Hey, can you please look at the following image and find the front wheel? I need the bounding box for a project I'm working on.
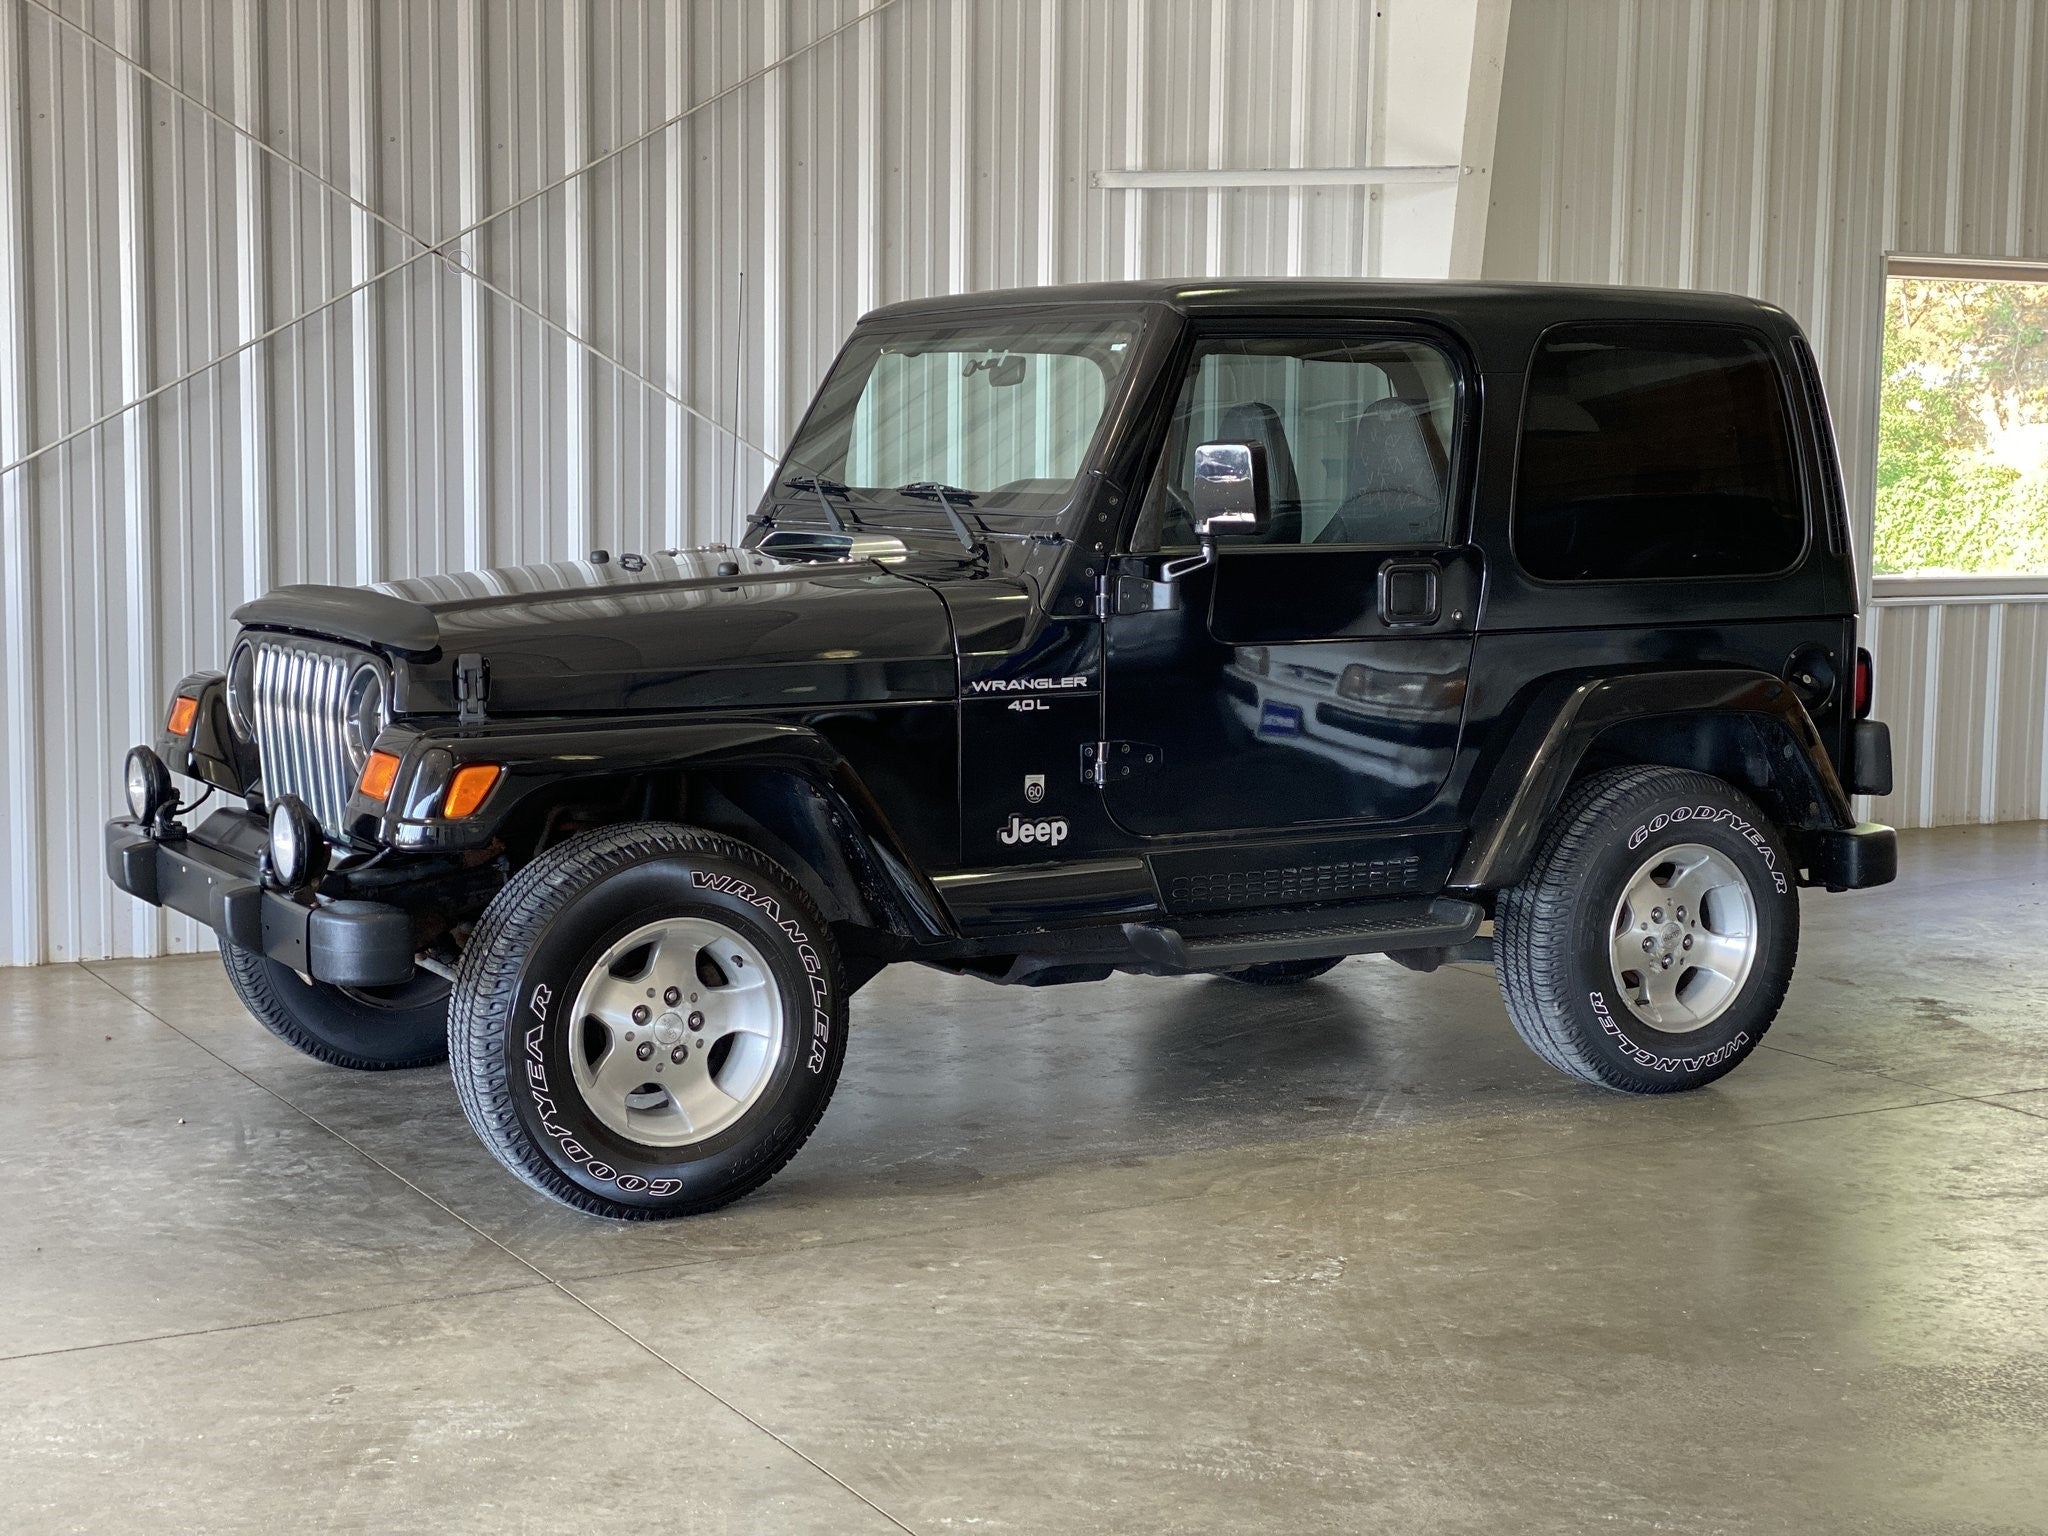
[220,939,449,1070]
[449,823,847,1220]
[1495,766,1799,1093]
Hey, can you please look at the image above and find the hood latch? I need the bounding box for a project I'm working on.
[456,652,490,725]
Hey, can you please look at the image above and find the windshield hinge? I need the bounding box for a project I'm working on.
[1081,740,1163,786]
[456,652,490,725]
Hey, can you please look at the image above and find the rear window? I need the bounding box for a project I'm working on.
[1513,323,1806,581]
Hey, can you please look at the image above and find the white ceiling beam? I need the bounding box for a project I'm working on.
[1092,165,1464,190]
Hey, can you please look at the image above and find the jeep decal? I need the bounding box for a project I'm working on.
[998,813,1069,847]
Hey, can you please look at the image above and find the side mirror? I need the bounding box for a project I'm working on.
[1190,440,1271,538]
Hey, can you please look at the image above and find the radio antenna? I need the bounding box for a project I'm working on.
[728,267,747,538]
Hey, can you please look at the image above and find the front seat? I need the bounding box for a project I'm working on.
[1316,398,1447,545]
[1215,401,1303,544]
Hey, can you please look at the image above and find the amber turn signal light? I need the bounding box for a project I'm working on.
[358,749,402,804]
[165,696,199,736]
[442,763,502,819]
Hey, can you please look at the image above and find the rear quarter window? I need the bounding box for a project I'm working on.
[1513,323,1806,582]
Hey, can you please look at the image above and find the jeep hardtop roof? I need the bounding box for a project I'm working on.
[862,280,1801,372]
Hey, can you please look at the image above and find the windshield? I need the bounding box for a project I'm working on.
[770,311,1143,523]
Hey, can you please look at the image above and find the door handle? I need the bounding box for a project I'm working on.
[1377,560,1442,627]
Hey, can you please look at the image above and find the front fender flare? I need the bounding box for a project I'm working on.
[352,715,950,939]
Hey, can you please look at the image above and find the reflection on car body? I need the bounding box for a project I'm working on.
[1222,639,1469,791]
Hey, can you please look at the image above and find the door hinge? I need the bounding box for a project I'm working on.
[1097,565,1180,617]
[1081,740,1164,785]
[456,652,490,725]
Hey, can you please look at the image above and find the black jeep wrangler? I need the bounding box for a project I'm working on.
[108,280,1897,1219]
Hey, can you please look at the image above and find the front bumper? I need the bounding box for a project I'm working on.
[105,811,416,987]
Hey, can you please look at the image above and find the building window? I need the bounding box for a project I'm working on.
[1513,323,1804,582]
[1876,264,2048,581]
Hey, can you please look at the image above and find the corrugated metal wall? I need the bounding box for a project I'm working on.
[1485,0,2048,831]
[0,0,1487,966]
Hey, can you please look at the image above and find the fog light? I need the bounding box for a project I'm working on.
[266,794,328,893]
[124,746,173,824]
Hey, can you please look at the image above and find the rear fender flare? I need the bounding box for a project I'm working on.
[1453,668,1852,891]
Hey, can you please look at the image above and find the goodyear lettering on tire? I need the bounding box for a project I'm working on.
[1629,803,1789,894]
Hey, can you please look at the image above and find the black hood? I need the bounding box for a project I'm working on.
[235,546,961,716]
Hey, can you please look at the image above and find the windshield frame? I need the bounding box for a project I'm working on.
[757,303,1161,541]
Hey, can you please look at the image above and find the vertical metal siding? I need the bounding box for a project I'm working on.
[0,0,1489,966]
[1486,0,2048,832]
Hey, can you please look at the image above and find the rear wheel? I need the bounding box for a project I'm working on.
[1495,766,1798,1093]
[220,940,449,1070]
[448,823,847,1220]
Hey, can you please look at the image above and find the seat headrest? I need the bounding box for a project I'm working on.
[1348,397,1445,505]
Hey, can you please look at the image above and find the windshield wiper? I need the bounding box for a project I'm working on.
[783,475,858,532]
[896,481,982,554]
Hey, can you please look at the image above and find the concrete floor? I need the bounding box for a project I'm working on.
[2,824,2045,1534]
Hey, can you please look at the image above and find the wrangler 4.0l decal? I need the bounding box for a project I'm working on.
[967,675,1091,695]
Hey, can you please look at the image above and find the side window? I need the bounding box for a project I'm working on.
[1133,336,1458,550]
[1514,324,1806,581]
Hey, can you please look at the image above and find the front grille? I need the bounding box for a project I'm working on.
[250,638,375,839]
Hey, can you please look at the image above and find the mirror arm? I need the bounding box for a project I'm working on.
[1159,529,1219,584]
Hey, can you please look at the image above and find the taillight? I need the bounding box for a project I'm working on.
[1853,647,1874,719]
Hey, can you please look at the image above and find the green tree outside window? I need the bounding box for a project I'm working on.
[1874,275,2048,578]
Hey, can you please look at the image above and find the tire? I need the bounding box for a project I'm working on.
[1212,956,1346,987]
[1495,765,1799,1094]
[219,939,450,1070]
[448,823,847,1220]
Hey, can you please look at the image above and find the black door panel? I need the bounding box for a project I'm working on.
[1203,545,1480,644]
[1100,548,1477,839]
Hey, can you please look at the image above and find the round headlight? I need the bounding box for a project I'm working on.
[342,664,387,772]
[266,794,328,892]
[125,746,173,823]
[225,640,258,739]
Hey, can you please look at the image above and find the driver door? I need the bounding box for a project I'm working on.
[1098,329,1478,845]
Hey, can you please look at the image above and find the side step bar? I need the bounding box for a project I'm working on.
[1121,896,1483,973]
